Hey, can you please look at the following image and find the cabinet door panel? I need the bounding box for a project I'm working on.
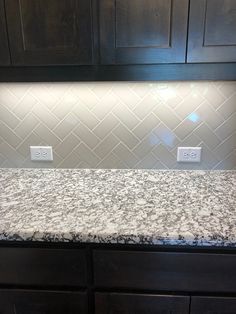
[0,290,87,314]
[96,293,190,314]
[5,0,93,65]
[0,0,10,65]
[188,0,236,62]
[191,296,236,314]
[99,0,189,64]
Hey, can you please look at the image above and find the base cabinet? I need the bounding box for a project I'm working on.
[95,293,190,314]
[191,296,236,314]
[1,246,236,314]
[0,290,87,314]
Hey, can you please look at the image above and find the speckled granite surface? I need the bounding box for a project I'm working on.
[0,169,235,246]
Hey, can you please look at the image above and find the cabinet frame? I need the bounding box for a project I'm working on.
[0,0,10,65]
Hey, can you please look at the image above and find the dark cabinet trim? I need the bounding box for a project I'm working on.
[0,63,236,82]
[0,0,10,65]
[95,293,190,314]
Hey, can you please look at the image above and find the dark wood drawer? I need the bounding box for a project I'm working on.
[0,289,88,314]
[191,296,236,314]
[95,293,190,314]
[0,248,87,287]
[93,250,236,292]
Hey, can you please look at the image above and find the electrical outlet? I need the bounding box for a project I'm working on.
[177,147,202,163]
[30,146,53,161]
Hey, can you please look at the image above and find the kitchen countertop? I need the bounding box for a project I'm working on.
[0,168,235,247]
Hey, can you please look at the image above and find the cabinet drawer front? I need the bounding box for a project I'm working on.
[0,290,87,314]
[94,250,236,292]
[95,293,190,314]
[0,248,87,287]
[191,296,236,314]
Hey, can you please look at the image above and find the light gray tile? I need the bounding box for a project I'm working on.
[112,123,139,149]
[134,153,159,169]
[13,93,38,119]
[217,94,236,119]
[154,104,181,130]
[94,134,119,159]
[154,123,180,149]
[133,94,159,120]
[112,143,139,168]
[17,132,43,157]
[15,114,40,139]
[175,93,204,119]
[195,123,221,150]
[133,114,160,139]
[92,92,120,120]
[34,124,61,147]
[152,144,176,168]
[0,121,21,148]
[97,152,127,169]
[32,103,59,129]
[73,123,99,149]
[213,132,236,159]
[215,113,236,140]
[74,143,100,168]
[0,105,20,129]
[196,101,224,130]
[112,102,140,129]
[0,81,236,170]
[53,113,79,140]
[55,133,80,159]
[93,114,119,139]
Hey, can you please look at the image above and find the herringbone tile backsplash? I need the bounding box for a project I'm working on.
[0,81,235,169]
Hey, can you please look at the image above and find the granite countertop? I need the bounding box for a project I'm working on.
[0,168,235,247]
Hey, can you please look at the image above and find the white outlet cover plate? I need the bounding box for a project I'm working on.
[30,146,53,161]
[177,147,202,163]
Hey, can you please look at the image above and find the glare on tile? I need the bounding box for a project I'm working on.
[149,133,160,146]
[187,113,200,123]
[156,87,177,101]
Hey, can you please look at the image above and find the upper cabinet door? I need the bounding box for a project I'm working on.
[5,0,93,65]
[99,0,189,64]
[188,0,236,63]
[0,0,10,65]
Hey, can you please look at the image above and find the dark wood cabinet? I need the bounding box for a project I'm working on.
[0,244,236,314]
[0,248,87,287]
[5,0,94,65]
[0,0,236,82]
[94,250,236,292]
[95,293,190,314]
[191,296,236,314]
[99,0,189,64]
[0,0,10,65]
[188,0,236,62]
[0,290,87,314]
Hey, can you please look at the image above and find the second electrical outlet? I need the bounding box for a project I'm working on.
[30,146,53,161]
